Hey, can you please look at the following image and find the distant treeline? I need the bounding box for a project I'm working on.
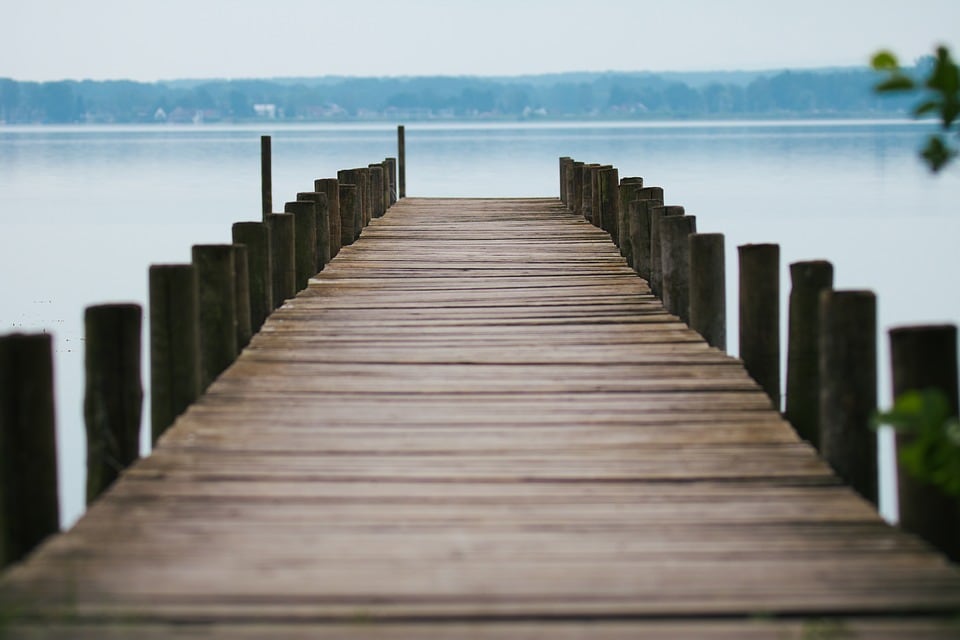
[0,68,918,124]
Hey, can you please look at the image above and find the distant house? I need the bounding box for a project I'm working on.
[253,104,277,119]
[153,107,167,121]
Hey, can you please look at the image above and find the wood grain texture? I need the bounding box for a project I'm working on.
[2,197,960,638]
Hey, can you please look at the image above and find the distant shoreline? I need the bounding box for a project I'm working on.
[0,67,917,126]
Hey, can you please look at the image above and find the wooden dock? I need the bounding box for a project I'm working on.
[3,198,960,638]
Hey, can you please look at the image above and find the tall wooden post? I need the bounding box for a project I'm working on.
[739,243,780,409]
[820,290,878,505]
[398,125,406,199]
[689,233,726,351]
[149,264,200,444]
[889,324,960,561]
[786,260,834,448]
[84,303,142,504]
[260,135,271,220]
[0,332,59,568]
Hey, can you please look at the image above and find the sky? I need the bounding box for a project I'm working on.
[2,0,959,82]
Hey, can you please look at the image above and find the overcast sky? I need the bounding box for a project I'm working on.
[3,0,959,81]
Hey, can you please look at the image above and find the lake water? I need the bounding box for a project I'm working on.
[2,120,958,528]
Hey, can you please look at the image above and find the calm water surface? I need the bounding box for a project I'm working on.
[2,120,958,527]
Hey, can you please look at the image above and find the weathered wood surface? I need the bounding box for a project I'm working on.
[2,198,960,638]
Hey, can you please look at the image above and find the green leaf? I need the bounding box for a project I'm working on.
[921,135,958,172]
[875,75,915,92]
[913,99,941,118]
[871,50,900,71]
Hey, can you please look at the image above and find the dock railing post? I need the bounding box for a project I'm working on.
[149,264,201,444]
[689,233,726,351]
[260,135,272,220]
[384,157,398,205]
[0,332,59,568]
[84,303,142,504]
[819,290,878,505]
[889,324,960,561]
[786,261,834,449]
[660,214,697,324]
[738,243,781,409]
[398,125,406,199]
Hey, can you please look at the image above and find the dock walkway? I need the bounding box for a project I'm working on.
[3,198,960,638]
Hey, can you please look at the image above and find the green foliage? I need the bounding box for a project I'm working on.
[873,389,960,497]
[872,46,960,171]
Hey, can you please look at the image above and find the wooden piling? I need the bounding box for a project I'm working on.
[590,165,611,228]
[0,332,59,568]
[149,264,200,444]
[618,177,644,262]
[232,244,252,352]
[84,303,142,504]
[598,167,620,243]
[398,125,406,199]
[370,162,387,216]
[819,290,878,505]
[260,135,271,220]
[650,205,684,298]
[660,215,697,324]
[368,164,385,219]
[384,157,398,205]
[629,197,665,279]
[689,233,726,351]
[314,178,342,260]
[296,192,331,269]
[266,213,296,309]
[572,162,585,217]
[581,165,596,223]
[284,200,318,291]
[564,159,577,211]
[232,222,273,333]
[739,243,780,408]
[785,260,834,449]
[338,170,366,242]
[889,324,960,561]
[192,245,238,391]
[559,157,571,205]
[338,184,360,246]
